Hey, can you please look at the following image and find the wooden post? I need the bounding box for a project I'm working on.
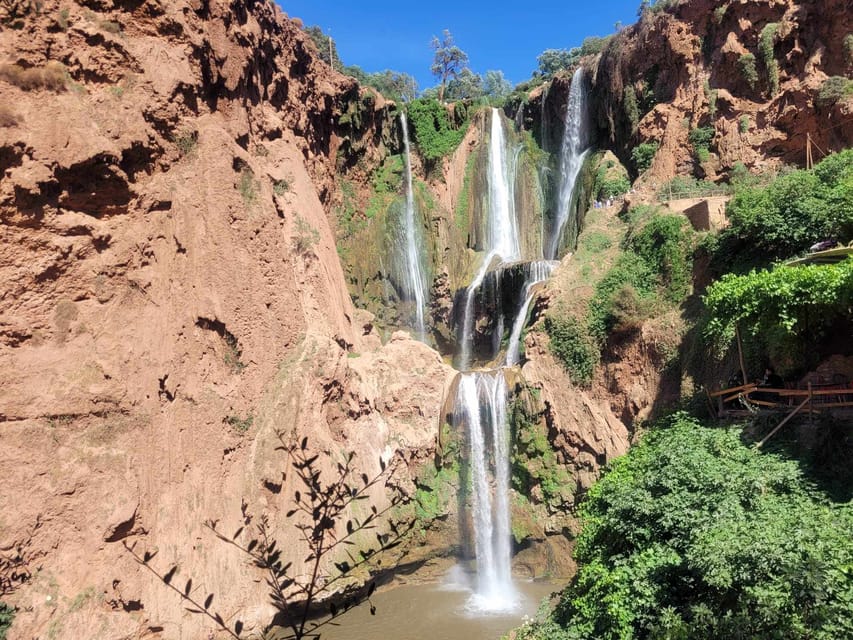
[808,381,813,424]
[735,325,748,388]
[757,396,810,448]
[806,132,813,170]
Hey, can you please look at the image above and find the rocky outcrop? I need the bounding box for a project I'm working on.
[0,1,455,638]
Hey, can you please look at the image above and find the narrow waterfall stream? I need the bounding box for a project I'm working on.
[400,112,429,339]
[548,67,591,260]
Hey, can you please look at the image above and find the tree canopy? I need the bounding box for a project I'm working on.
[430,29,469,102]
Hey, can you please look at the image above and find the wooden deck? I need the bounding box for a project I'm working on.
[706,381,853,447]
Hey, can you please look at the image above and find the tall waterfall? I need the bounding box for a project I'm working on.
[547,67,591,260]
[458,109,520,370]
[506,260,557,366]
[455,372,514,610]
[400,112,428,339]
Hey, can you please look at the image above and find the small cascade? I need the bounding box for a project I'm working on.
[547,67,591,260]
[454,372,515,611]
[399,112,428,339]
[506,260,557,366]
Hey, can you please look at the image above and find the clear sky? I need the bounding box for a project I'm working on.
[276,1,643,90]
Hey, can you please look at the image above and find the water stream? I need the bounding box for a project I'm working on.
[547,67,591,260]
[400,112,429,340]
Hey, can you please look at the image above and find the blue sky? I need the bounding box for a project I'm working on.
[277,1,643,90]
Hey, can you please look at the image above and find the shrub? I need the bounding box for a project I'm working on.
[738,114,750,133]
[759,23,780,96]
[630,141,659,173]
[738,53,758,90]
[293,214,320,254]
[598,174,631,200]
[0,61,66,91]
[623,85,639,132]
[238,167,258,207]
[845,33,853,67]
[273,178,290,196]
[225,415,253,433]
[625,213,693,302]
[0,603,13,640]
[544,315,599,386]
[543,414,853,640]
[406,98,468,163]
[688,126,714,152]
[174,128,198,157]
[816,76,853,109]
[720,148,853,265]
[703,257,853,358]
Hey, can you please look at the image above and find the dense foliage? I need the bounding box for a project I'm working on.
[588,208,692,342]
[545,315,599,386]
[713,149,853,271]
[703,257,853,365]
[518,414,853,640]
[0,603,12,640]
[631,142,659,173]
[406,98,468,163]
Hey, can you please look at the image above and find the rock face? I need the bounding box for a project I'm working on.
[0,2,454,638]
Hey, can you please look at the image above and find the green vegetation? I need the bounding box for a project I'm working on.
[273,178,290,196]
[588,207,692,343]
[536,48,574,77]
[713,149,853,270]
[704,258,853,366]
[519,414,853,640]
[816,76,853,109]
[737,53,758,91]
[510,397,575,509]
[406,98,468,163]
[293,214,320,255]
[174,128,198,157]
[688,126,714,161]
[0,603,13,640]
[430,29,468,102]
[738,114,750,133]
[623,85,639,132]
[845,33,853,67]
[658,175,730,199]
[592,156,631,200]
[759,22,780,96]
[413,460,459,523]
[455,153,477,232]
[630,141,659,174]
[226,414,253,434]
[545,315,599,386]
[238,167,258,207]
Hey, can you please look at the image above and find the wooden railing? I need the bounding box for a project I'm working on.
[705,381,853,447]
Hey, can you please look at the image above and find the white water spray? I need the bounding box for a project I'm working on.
[506,261,557,366]
[455,372,515,611]
[400,112,428,339]
[547,67,591,260]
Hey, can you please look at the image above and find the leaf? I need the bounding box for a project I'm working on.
[163,565,178,585]
[232,527,243,540]
[301,436,308,450]
[370,605,377,616]
[247,539,258,553]
[184,578,192,596]
[204,593,214,609]
[235,620,244,635]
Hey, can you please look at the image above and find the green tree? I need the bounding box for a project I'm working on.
[430,29,469,102]
[536,48,575,77]
[445,67,483,100]
[483,69,512,100]
[303,25,342,69]
[524,415,853,640]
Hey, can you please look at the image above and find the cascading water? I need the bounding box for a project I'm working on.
[451,108,561,614]
[458,109,520,370]
[455,372,514,611]
[399,112,428,340]
[547,67,591,260]
[506,260,557,366]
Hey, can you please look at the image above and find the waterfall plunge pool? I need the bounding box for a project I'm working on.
[320,564,561,640]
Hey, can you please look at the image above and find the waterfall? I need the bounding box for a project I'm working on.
[488,108,521,263]
[458,110,520,370]
[506,260,558,366]
[547,67,591,260]
[448,107,560,614]
[455,372,515,610]
[400,112,428,339]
